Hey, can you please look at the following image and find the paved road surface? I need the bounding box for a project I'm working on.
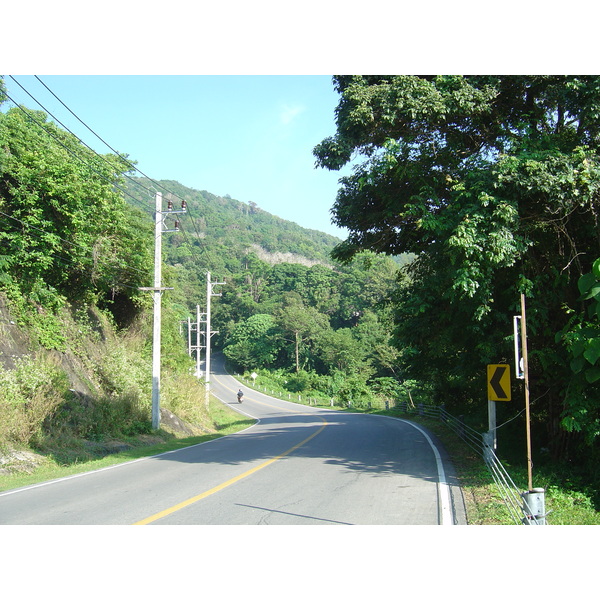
[0,356,466,525]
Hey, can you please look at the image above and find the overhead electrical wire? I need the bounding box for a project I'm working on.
[0,210,149,280]
[3,76,217,277]
[3,90,154,219]
[1,85,155,289]
[30,77,209,235]
[33,75,207,228]
[6,77,155,217]
[21,76,216,271]
[34,75,159,184]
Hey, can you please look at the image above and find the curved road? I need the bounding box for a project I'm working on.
[0,357,466,525]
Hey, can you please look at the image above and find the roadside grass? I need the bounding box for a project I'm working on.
[3,389,598,526]
[0,395,255,493]
[370,407,600,525]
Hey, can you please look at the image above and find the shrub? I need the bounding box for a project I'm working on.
[0,355,68,446]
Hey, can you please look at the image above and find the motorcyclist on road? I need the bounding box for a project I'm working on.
[237,389,244,403]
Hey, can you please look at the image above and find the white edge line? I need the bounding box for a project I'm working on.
[0,419,260,499]
[400,419,454,525]
[366,413,454,525]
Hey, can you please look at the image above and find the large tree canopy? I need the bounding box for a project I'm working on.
[0,100,152,315]
[315,76,600,457]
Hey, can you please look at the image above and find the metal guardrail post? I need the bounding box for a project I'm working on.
[521,488,548,525]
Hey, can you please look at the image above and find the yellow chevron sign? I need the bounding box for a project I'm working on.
[487,364,511,401]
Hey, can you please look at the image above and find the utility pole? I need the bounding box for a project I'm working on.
[515,294,546,523]
[205,271,224,407]
[140,192,185,430]
[187,304,206,377]
[196,304,203,378]
[520,293,533,491]
[151,191,163,430]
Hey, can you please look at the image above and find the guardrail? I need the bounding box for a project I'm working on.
[396,402,546,525]
[235,376,545,524]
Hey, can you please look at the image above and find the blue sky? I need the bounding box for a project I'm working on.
[2,4,590,239]
[3,75,354,238]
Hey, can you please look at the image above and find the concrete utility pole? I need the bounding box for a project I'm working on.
[195,304,203,378]
[151,192,163,430]
[205,271,224,407]
[187,305,206,377]
[144,192,185,430]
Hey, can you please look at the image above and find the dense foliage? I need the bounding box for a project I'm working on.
[0,78,409,449]
[0,97,152,328]
[315,75,600,460]
[122,177,407,404]
[122,176,408,405]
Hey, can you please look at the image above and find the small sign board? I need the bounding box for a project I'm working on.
[487,364,511,401]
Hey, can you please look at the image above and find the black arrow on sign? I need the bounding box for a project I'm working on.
[490,365,508,399]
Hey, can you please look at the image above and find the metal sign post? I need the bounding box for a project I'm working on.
[486,364,511,460]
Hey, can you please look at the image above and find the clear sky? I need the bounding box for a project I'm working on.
[2,6,591,240]
[3,75,354,238]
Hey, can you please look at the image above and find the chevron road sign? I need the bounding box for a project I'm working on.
[487,364,511,401]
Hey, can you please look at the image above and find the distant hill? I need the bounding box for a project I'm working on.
[123,177,342,276]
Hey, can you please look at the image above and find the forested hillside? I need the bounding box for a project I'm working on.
[123,176,409,403]
[2,75,600,495]
[0,77,408,466]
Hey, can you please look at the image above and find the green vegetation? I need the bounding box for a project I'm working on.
[0,395,254,492]
[315,75,600,484]
[391,411,600,525]
[1,75,599,524]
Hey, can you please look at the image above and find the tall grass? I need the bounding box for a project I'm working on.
[0,354,68,448]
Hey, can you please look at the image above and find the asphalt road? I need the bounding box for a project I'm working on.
[0,357,466,525]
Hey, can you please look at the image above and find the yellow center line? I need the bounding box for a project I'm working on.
[133,403,328,525]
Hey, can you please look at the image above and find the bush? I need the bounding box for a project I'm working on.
[0,355,68,447]
[285,370,312,393]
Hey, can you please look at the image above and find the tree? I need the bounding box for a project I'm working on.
[556,257,600,444]
[0,104,152,313]
[313,327,370,375]
[223,313,280,371]
[275,294,330,372]
[315,76,600,457]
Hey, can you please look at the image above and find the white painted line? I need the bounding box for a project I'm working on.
[401,419,454,525]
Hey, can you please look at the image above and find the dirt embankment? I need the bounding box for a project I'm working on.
[0,295,205,476]
[0,295,31,371]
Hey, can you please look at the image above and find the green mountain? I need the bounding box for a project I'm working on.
[0,98,403,468]
[123,177,342,274]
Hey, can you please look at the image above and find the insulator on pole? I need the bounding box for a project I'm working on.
[181,200,187,211]
[167,200,173,211]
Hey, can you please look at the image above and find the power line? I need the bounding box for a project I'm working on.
[23,77,213,270]
[7,77,155,215]
[34,76,149,177]
[34,76,200,212]
[31,77,208,233]
[0,210,150,280]
[3,77,217,280]
[3,89,154,219]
